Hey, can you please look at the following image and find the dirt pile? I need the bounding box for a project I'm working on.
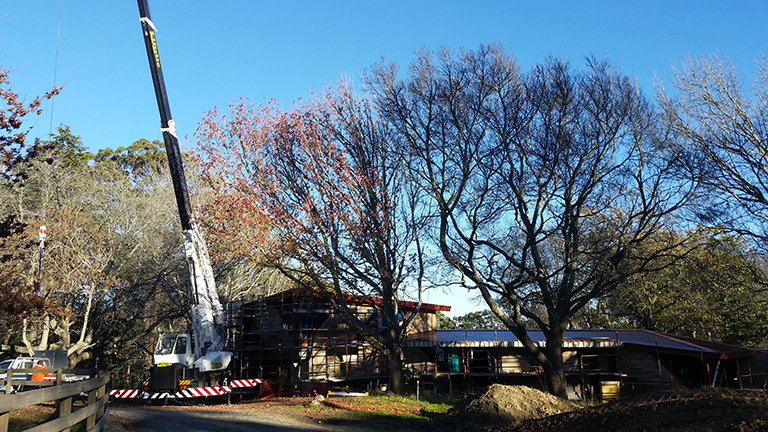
[446,384,580,430]
[505,387,768,432]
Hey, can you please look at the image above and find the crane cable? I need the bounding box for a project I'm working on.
[48,0,63,134]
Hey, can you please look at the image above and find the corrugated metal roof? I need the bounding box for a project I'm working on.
[407,329,719,353]
[661,334,757,357]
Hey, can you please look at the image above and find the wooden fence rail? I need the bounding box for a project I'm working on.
[0,371,110,432]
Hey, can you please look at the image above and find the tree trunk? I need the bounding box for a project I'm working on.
[544,327,568,399]
[386,350,405,394]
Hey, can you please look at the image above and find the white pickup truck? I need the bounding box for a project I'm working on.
[0,356,54,393]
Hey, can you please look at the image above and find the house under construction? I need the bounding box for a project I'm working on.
[225,289,450,394]
[224,290,768,400]
[405,329,768,401]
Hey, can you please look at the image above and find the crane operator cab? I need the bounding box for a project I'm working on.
[154,333,193,367]
[150,333,202,393]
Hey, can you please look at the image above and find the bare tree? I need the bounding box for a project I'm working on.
[195,83,429,394]
[367,44,695,397]
[658,54,768,245]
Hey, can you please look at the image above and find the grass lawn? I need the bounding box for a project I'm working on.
[8,401,89,432]
[301,392,465,428]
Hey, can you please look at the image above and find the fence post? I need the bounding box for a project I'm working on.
[54,368,63,414]
[4,373,11,394]
[58,395,72,432]
[97,383,107,418]
[86,385,98,430]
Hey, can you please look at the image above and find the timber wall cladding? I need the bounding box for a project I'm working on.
[407,313,436,334]
[618,350,685,392]
[497,348,535,373]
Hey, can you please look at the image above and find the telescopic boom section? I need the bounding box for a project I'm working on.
[137,0,231,373]
[137,0,191,231]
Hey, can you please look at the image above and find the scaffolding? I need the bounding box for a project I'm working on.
[228,290,384,395]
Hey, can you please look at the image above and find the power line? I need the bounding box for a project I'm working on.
[49,0,63,135]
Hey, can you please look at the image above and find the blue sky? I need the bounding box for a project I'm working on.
[2,1,766,315]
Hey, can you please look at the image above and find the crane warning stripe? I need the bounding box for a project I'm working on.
[109,390,171,399]
[180,386,228,397]
[230,379,262,388]
[110,380,263,399]
[110,389,143,398]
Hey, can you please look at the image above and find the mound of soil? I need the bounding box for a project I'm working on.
[446,384,580,430]
[505,387,768,432]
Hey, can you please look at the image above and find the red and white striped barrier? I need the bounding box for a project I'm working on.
[177,386,228,398]
[110,389,146,399]
[110,379,264,399]
[109,389,169,399]
[229,378,262,388]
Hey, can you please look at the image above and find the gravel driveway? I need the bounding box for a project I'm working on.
[105,401,338,432]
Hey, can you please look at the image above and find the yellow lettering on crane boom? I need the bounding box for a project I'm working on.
[150,31,161,68]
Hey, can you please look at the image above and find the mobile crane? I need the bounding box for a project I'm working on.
[137,0,232,393]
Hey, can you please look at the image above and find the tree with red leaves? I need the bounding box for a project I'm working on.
[195,83,429,394]
[0,69,61,352]
[0,69,60,175]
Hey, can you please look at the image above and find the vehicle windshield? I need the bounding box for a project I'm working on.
[174,336,187,354]
[0,360,11,370]
[155,335,179,355]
